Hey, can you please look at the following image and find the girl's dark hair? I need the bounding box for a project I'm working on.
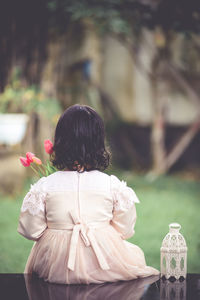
[51,104,110,172]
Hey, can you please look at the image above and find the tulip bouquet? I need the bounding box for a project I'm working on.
[19,139,57,178]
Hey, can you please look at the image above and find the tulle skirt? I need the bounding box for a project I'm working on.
[25,225,159,284]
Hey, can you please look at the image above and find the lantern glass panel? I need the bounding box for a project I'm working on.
[180,258,184,270]
[171,257,176,269]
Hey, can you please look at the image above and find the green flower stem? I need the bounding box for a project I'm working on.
[41,163,48,172]
[30,165,39,176]
[38,165,46,175]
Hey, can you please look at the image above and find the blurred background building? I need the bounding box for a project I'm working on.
[0,0,200,193]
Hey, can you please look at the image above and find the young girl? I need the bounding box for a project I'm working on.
[18,104,159,284]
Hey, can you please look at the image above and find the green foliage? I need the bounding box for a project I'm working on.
[0,68,62,124]
[47,0,132,35]
[46,0,200,35]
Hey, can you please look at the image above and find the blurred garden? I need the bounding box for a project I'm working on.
[0,0,200,274]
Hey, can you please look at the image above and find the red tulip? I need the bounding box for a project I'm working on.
[26,152,35,163]
[44,139,53,154]
[20,157,31,167]
[32,156,42,165]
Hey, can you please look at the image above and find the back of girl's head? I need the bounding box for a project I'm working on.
[52,104,110,171]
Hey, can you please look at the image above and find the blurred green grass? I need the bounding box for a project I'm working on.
[121,171,200,273]
[0,173,199,273]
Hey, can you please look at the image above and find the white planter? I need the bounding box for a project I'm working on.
[0,114,29,145]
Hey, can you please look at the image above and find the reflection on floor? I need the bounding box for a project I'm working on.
[1,273,200,300]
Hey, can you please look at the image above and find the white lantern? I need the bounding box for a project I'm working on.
[160,223,187,279]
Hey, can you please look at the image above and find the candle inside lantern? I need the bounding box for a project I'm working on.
[160,223,187,280]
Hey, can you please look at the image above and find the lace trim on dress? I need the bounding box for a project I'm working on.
[21,181,47,216]
[111,178,140,211]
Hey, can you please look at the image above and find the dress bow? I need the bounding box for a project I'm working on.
[67,210,110,271]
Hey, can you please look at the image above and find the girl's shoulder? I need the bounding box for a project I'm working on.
[33,171,139,194]
[35,170,111,192]
[110,174,140,206]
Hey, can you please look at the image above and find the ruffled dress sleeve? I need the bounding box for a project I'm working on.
[17,177,48,241]
[110,175,139,239]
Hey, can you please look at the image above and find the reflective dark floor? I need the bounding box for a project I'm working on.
[0,273,200,300]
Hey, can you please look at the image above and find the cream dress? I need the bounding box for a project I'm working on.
[18,170,159,284]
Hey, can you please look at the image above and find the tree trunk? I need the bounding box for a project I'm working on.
[151,84,167,174]
[158,116,200,174]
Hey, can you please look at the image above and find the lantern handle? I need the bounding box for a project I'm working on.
[169,223,181,231]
